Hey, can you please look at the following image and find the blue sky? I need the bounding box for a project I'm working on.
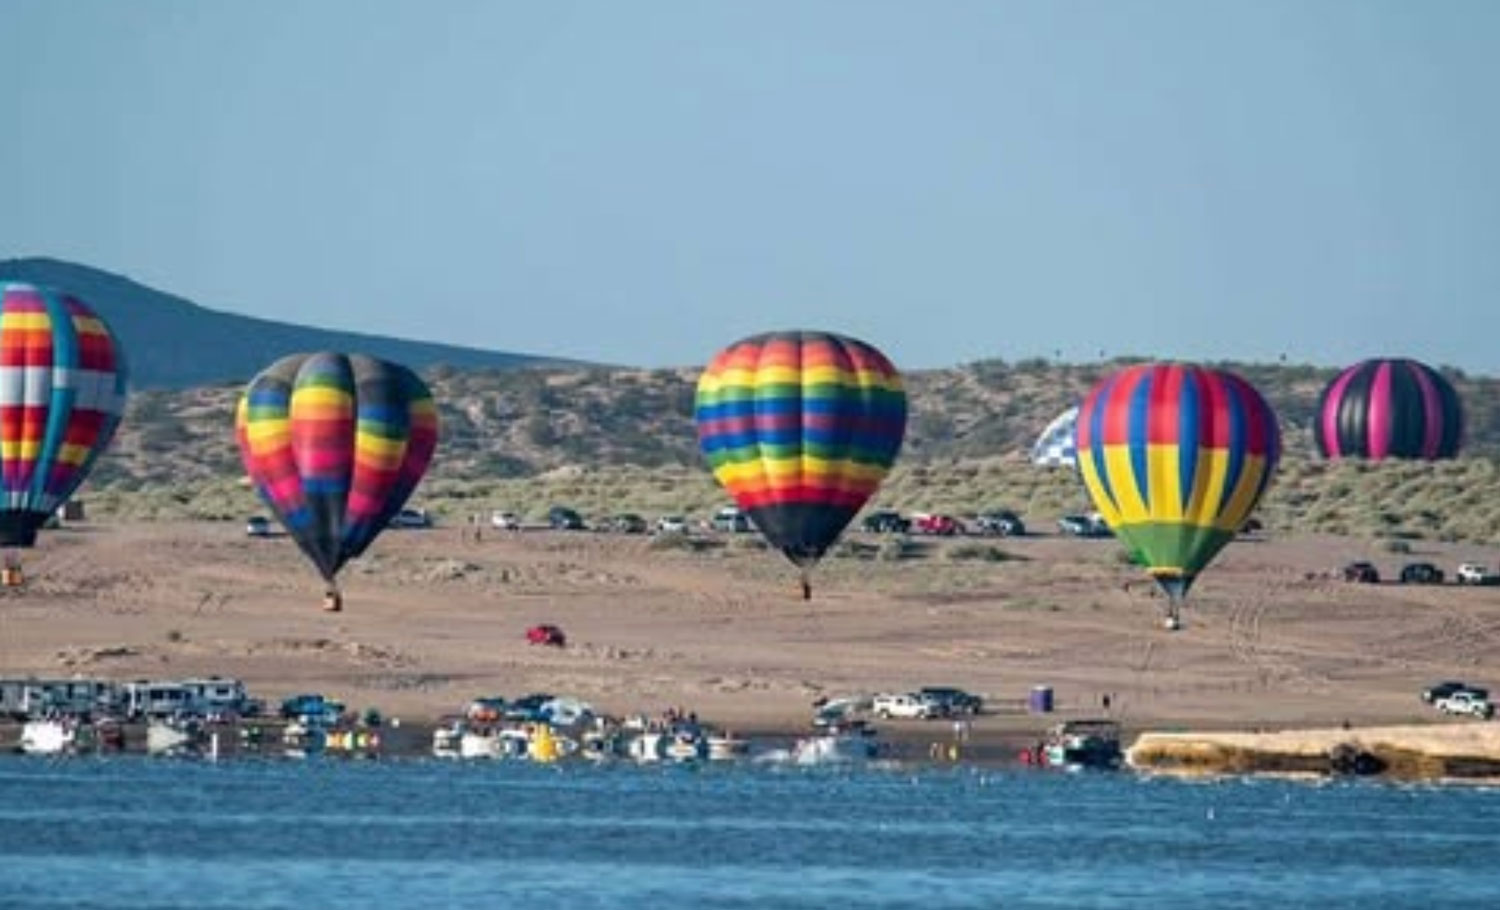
[2,1,1496,371]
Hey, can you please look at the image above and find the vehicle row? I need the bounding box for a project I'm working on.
[0,676,262,721]
[815,687,983,724]
[1342,561,1500,586]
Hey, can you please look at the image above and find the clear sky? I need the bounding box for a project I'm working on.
[2,1,1496,371]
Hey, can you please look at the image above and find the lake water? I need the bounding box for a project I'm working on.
[0,758,1497,909]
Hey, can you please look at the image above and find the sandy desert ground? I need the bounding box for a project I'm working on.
[3,520,1500,740]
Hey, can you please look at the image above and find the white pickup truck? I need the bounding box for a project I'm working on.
[1456,564,1500,586]
[872,693,940,720]
[1436,690,1496,719]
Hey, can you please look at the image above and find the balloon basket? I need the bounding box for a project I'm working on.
[1,567,23,588]
[322,592,343,613]
[1163,615,1181,632]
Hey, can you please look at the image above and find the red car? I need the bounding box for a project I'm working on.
[913,513,964,536]
[525,624,567,647]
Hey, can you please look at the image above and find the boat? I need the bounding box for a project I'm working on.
[325,727,381,759]
[432,720,465,759]
[459,726,530,760]
[147,717,206,756]
[707,731,750,761]
[662,727,708,763]
[791,720,881,765]
[282,720,327,759]
[19,718,95,756]
[1043,719,1123,771]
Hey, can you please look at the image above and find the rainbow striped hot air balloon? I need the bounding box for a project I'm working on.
[236,353,438,611]
[1314,358,1462,461]
[1076,363,1279,628]
[0,283,128,585]
[695,331,906,598]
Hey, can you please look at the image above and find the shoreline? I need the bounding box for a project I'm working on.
[9,713,1500,780]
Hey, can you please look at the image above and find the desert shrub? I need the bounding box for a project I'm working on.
[943,542,1022,563]
[831,539,880,560]
[877,537,930,561]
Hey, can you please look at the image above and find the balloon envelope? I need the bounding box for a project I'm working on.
[0,282,128,547]
[1314,358,1461,461]
[1032,405,1079,468]
[236,353,438,587]
[695,331,906,567]
[1076,363,1279,602]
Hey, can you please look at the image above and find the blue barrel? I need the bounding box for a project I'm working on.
[1028,685,1054,714]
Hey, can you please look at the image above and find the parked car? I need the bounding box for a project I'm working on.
[388,508,432,529]
[1399,562,1444,585]
[1240,517,1264,535]
[1456,563,1500,586]
[1058,514,1111,538]
[490,511,521,531]
[861,510,910,534]
[503,692,556,721]
[1341,561,1380,584]
[1423,681,1488,704]
[1436,690,1495,719]
[279,693,329,720]
[974,510,1025,537]
[655,515,689,534]
[872,692,941,720]
[603,513,648,534]
[918,687,984,716]
[913,513,965,537]
[711,506,751,533]
[548,506,585,530]
[245,516,272,538]
[525,624,566,647]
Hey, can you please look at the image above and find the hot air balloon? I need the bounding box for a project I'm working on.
[1314,358,1462,461]
[1032,405,1079,468]
[236,353,438,611]
[695,331,906,599]
[1076,363,1280,629]
[0,283,129,586]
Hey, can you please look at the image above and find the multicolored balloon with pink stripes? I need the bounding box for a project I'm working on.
[236,352,438,599]
[1314,358,1462,461]
[0,282,128,549]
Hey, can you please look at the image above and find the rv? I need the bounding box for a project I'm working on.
[0,678,116,718]
[123,681,195,719]
[180,677,255,718]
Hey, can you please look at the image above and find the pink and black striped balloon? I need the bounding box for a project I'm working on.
[1314,358,1462,461]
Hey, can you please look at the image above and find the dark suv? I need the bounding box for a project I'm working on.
[1341,561,1380,584]
[1422,681,1488,704]
[548,506,585,530]
[861,510,910,534]
[975,510,1025,537]
[1399,562,1444,585]
[918,687,983,716]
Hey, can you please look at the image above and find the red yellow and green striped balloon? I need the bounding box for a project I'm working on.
[236,352,438,610]
[695,331,906,595]
[1076,362,1279,626]
[0,283,129,569]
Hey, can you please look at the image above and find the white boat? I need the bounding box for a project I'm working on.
[662,729,708,763]
[20,719,92,756]
[459,727,530,760]
[432,722,464,759]
[627,731,666,763]
[707,733,750,761]
[792,722,881,765]
[147,719,203,756]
